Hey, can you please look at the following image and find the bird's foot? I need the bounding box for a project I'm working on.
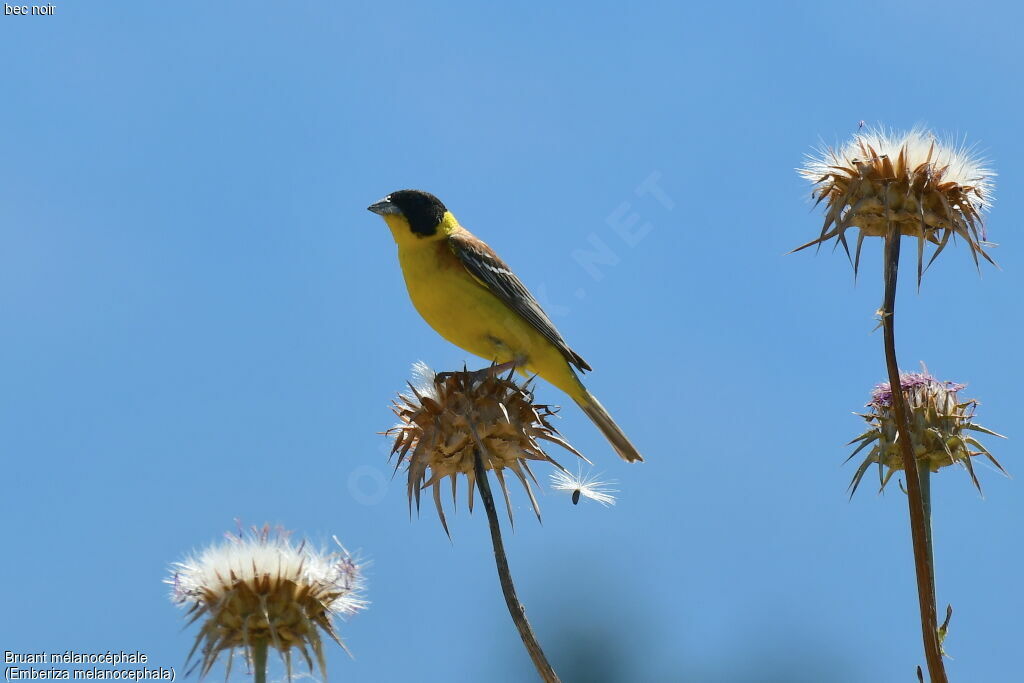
[481,360,520,377]
[435,360,521,385]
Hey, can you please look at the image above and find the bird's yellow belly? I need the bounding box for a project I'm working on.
[398,243,578,395]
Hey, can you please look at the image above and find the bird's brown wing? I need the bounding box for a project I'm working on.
[449,231,592,372]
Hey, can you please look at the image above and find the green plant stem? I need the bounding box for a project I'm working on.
[472,447,560,683]
[252,641,268,683]
[882,231,948,683]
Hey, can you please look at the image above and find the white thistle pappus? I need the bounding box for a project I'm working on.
[550,467,617,507]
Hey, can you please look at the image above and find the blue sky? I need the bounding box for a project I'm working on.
[2,1,1022,681]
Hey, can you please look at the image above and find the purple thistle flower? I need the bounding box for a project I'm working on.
[869,372,966,408]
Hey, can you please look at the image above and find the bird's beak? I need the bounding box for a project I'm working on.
[367,197,399,216]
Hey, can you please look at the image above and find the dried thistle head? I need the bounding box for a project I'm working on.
[384,362,587,533]
[847,371,1007,495]
[167,524,365,681]
[796,127,995,282]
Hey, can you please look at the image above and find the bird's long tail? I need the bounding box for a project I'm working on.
[576,390,644,463]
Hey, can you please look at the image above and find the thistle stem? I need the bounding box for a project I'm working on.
[881,231,948,683]
[919,467,935,589]
[472,447,560,683]
[251,641,268,683]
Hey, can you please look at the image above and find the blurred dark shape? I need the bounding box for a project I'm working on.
[485,587,859,683]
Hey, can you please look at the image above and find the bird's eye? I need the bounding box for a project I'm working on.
[386,195,392,202]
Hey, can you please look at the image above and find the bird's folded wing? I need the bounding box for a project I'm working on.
[449,232,591,372]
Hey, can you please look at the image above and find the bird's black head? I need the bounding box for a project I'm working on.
[367,189,448,237]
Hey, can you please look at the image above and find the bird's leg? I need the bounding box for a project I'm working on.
[435,358,523,384]
[482,359,520,377]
